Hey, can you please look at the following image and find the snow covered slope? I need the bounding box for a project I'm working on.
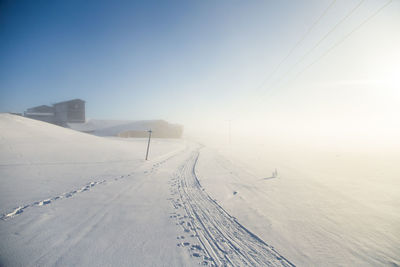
[0,114,192,266]
[0,114,184,215]
[0,114,293,266]
[195,146,400,266]
[3,113,396,266]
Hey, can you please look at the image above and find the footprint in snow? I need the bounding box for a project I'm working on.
[176,241,190,247]
[39,199,51,206]
[191,244,202,251]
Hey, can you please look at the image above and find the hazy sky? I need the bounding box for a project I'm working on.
[1,0,399,141]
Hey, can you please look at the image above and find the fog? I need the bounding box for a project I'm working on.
[182,78,400,220]
[178,77,400,265]
[1,0,400,265]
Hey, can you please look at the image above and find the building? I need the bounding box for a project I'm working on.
[23,100,183,138]
[117,120,183,138]
[24,99,85,126]
[53,99,85,125]
[24,105,55,124]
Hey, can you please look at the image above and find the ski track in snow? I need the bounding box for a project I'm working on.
[169,149,295,267]
[1,151,181,221]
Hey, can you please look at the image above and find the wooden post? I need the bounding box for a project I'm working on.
[145,130,152,160]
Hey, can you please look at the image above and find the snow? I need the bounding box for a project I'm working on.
[0,114,184,215]
[1,113,399,266]
[0,114,191,266]
[194,144,400,266]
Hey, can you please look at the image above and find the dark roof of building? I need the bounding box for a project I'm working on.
[28,105,53,110]
[25,112,54,116]
[53,99,85,105]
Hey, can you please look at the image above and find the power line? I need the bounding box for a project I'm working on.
[234,0,338,118]
[267,0,393,98]
[233,0,390,120]
[258,0,365,100]
[253,0,337,94]
[292,0,393,83]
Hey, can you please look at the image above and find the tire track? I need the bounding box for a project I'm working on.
[170,148,295,266]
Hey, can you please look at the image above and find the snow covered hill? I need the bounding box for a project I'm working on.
[1,113,398,266]
[0,114,292,266]
[0,114,184,215]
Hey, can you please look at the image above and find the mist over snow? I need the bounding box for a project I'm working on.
[1,0,400,266]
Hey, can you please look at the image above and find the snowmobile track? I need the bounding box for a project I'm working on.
[170,148,295,266]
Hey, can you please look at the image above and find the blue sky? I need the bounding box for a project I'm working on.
[1,0,399,140]
[0,1,322,117]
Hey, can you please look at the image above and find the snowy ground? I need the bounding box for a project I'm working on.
[1,113,399,266]
[0,114,291,266]
[195,147,400,266]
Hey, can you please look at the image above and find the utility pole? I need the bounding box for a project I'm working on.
[228,120,231,146]
[227,120,232,160]
[145,129,152,160]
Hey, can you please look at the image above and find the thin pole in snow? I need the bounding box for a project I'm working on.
[228,120,231,146]
[145,129,152,160]
[227,120,232,160]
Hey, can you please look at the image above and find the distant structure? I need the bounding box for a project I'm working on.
[69,119,183,138]
[24,99,85,126]
[53,99,85,124]
[24,99,183,138]
[67,119,183,138]
[117,121,183,138]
